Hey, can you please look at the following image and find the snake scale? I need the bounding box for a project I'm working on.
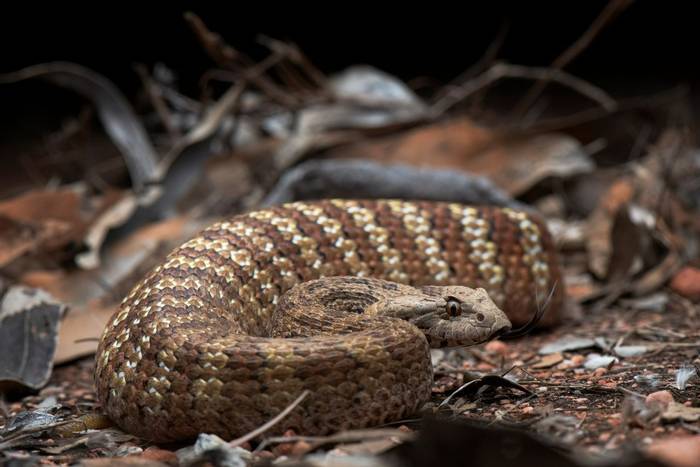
[95,199,563,442]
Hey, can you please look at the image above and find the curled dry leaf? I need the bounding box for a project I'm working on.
[0,286,65,390]
[0,62,159,191]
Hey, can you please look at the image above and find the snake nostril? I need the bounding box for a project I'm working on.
[476,313,485,322]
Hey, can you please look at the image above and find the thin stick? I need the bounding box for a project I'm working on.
[431,21,509,107]
[255,428,413,453]
[134,64,181,140]
[502,86,686,133]
[184,12,241,68]
[228,390,310,448]
[513,0,635,116]
[430,62,616,117]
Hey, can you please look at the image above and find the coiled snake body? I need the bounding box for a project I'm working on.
[95,200,563,442]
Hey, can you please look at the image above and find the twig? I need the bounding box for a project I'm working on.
[502,85,687,133]
[513,0,635,116]
[430,62,616,117]
[255,428,414,453]
[134,64,181,140]
[184,13,300,108]
[229,390,310,448]
[184,12,241,68]
[431,21,510,107]
[160,79,246,173]
[257,35,328,90]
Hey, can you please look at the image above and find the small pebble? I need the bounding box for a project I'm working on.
[141,447,178,463]
[485,340,509,355]
[570,355,585,367]
[290,441,312,456]
[273,443,294,457]
[476,362,495,371]
[592,368,608,378]
[645,390,674,408]
[521,406,534,414]
[670,266,700,301]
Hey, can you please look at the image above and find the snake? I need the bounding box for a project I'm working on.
[94,199,563,442]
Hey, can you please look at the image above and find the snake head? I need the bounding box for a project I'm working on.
[405,286,511,348]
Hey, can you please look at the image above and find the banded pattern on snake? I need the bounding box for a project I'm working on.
[95,200,563,442]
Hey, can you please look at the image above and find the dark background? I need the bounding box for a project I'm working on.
[1,2,697,160]
[2,3,696,95]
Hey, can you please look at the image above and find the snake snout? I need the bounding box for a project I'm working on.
[471,301,511,342]
[491,319,511,338]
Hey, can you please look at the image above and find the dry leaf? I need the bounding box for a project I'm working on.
[326,117,594,196]
[0,286,65,390]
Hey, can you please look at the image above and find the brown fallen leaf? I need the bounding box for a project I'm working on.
[0,186,127,269]
[326,116,594,196]
[531,353,564,369]
[585,178,636,279]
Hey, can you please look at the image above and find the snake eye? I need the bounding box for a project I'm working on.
[446,299,461,318]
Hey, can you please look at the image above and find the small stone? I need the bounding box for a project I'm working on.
[570,355,585,367]
[273,443,294,457]
[592,367,608,378]
[645,390,674,409]
[521,406,534,414]
[670,266,700,302]
[290,441,312,456]
[476,362,495,371]
[647,436,700,467]
[485,340,508,355]
[141,447,177,463]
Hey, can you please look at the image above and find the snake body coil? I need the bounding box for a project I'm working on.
[95,200,563,442]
